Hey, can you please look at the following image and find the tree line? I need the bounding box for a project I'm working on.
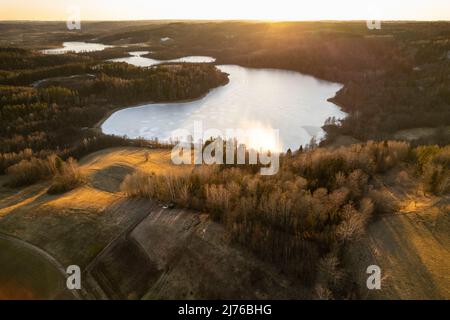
[0,47,229,172]
[120,140,450,298]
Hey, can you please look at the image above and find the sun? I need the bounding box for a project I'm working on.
[245,124,282,152]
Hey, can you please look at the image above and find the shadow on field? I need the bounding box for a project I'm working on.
[91,164,135,193]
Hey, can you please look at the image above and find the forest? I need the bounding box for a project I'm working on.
[2,21,448,144]
[0,47,228,174]
[98,21,449,144]
[0,21,448,299]
[121,140,449,297]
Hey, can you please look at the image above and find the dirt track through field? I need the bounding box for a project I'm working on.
[1,147,448,299]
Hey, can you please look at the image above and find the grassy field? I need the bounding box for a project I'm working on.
[0,235,73,299]
[0,20,449,299]
[0,147,448,299]
[345,169,450,299]
[1,147,304,299]
[0,148,184,267]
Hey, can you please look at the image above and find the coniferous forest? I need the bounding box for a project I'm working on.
[0,21,448,301]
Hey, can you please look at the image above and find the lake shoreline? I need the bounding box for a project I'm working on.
[100,65,346,150]
[93,77,230,132]
[49,43,347,147]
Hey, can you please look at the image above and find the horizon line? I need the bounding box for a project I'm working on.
[1,18,450,23]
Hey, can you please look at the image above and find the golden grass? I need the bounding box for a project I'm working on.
[80,147,192,176]
[43,186,120,212]
[0,187,48,217]
[345,175,450,299]
[0,147,192,216]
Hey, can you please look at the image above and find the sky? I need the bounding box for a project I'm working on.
[0,0,449,21]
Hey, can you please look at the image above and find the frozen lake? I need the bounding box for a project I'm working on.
[102,64,346,151]
[41,41,113,54]
[109,51,215,67]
